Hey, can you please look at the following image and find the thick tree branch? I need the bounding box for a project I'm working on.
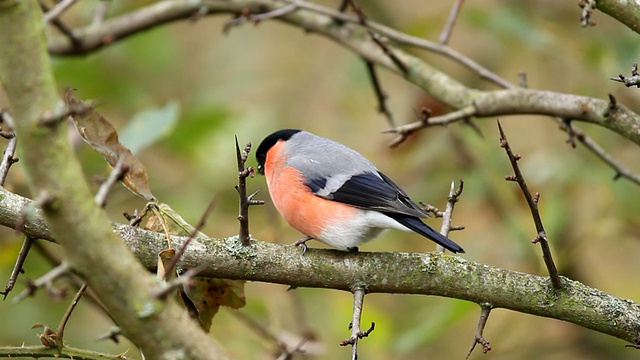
[1,186,639,347]
[595,0,640,35]
[0,1,225,358]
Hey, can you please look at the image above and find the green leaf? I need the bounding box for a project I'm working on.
[120,101,180,154]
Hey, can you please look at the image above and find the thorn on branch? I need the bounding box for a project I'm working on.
[603,93,618,119]
[578,0,596,27]
[518,71,528,88]
[497,121,562,289]
[96,327,123,343]
[608,93,617,109]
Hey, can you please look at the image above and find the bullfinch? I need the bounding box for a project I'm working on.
[256,129,464,254]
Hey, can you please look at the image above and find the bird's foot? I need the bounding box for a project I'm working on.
[293,235,313,254]
[347,246,359,253]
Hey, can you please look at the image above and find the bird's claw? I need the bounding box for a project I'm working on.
[293,236,313,254]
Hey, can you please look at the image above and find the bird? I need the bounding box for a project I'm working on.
[255,129,464,254]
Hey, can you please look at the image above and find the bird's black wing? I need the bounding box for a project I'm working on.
[309,172,428,218]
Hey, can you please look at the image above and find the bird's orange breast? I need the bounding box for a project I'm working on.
[265,141,357,239]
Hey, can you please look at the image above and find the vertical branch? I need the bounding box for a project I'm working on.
[436,180,464,253]
[466,304,492,359]
[0,112,18,186]
[340,288,375,359]
[497,121,562,289]
[235,136,263,246]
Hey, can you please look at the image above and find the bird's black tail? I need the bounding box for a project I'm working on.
[385,213,465,253]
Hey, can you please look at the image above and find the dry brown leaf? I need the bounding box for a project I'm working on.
[183,277,246,332]
[157,248,176,280]
[65,89,155,201]
[141,203,246,331]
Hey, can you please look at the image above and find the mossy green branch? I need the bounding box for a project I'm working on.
[0,345,126,359]
[0,1,225,358]
[1,186,639,347]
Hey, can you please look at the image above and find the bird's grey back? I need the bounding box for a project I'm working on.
[284,131,379,188]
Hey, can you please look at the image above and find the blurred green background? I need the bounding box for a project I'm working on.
[1,0,639,359]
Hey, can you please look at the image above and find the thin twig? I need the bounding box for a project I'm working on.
[12,262,71,304]
[1,236,35,300]
[94,155,128,208]
[235,136,261,247]
[497,121,562,289]
[40,101,94,127]
[282,0,512,87]
[43,0,80,24]
[92,0,111,26]
[223,3,298,33]
[340,288,375,360]
[439,0,465,45]
[232,310,312,358]
[559,120,640,184]
[163,197,217,279]
[39,1,82,47]
[364,60,395,128]
[0,112,18,186]
[386,105,476,147]
[610,62,640,88]
[277,335,310,360]
[345,1,397,127]
[436,180,465,253]
[33,241,116,324]
[466,304,492,359]
[151,266,205,299]
[56,283,88,348]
